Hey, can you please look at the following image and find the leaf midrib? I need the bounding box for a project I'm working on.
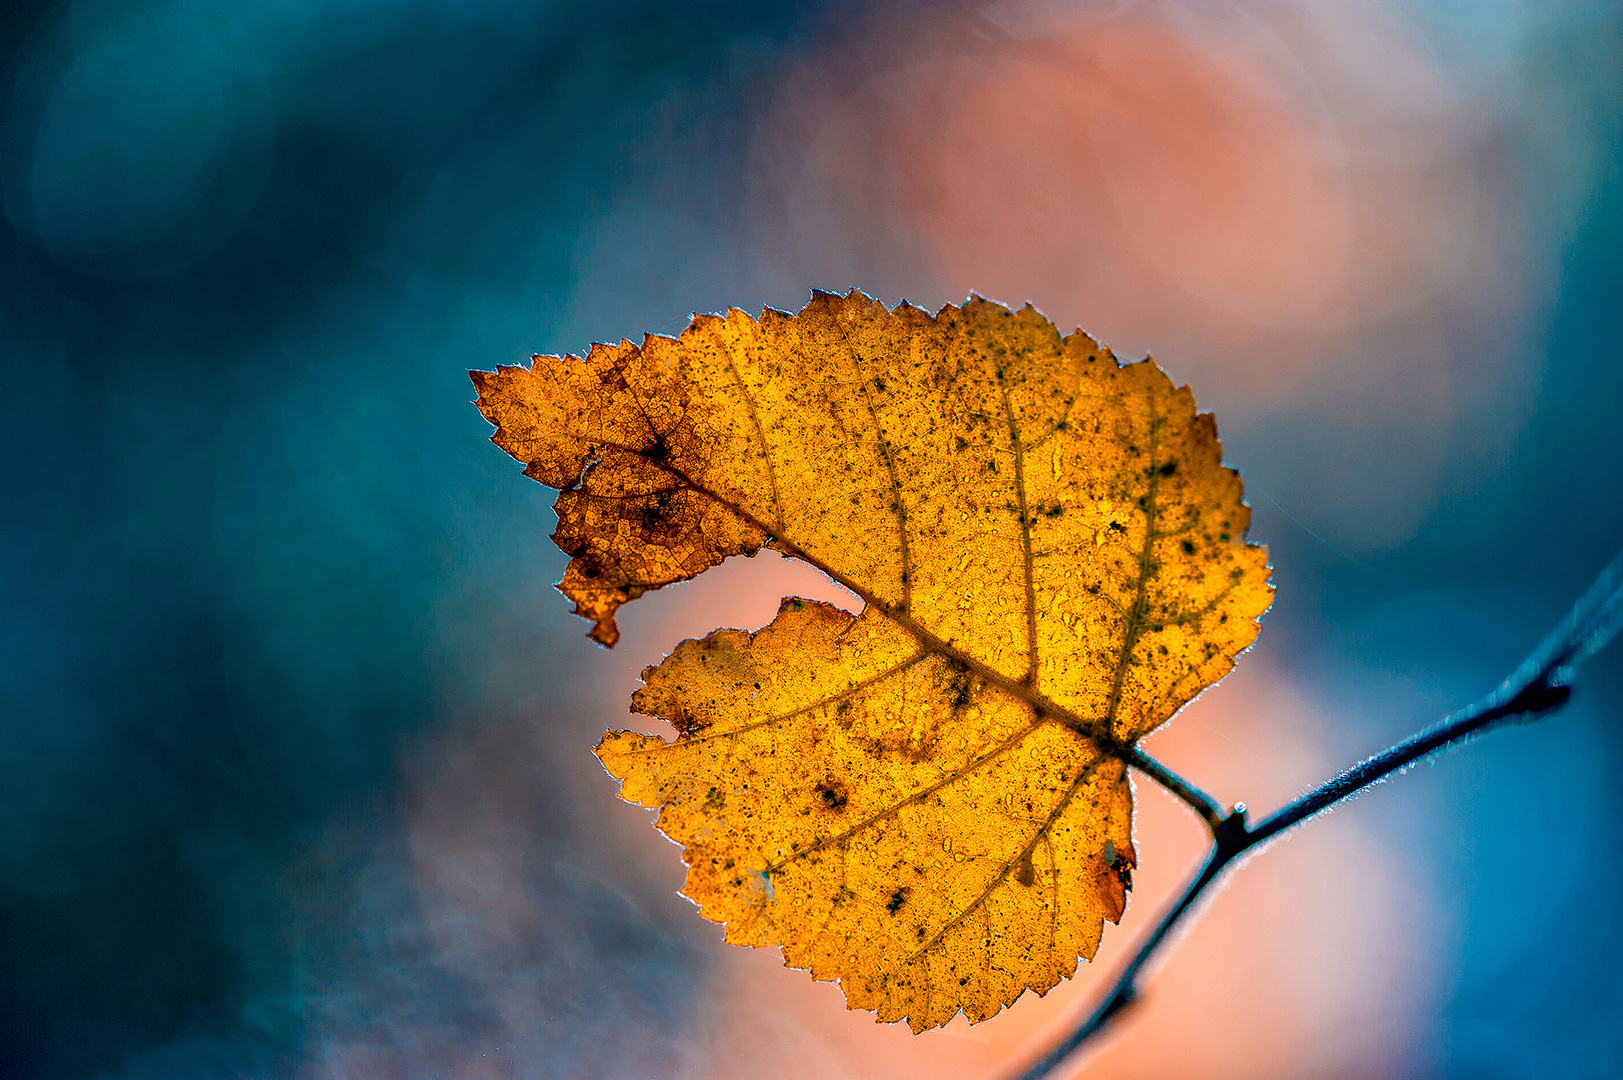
[606,442,1146,755]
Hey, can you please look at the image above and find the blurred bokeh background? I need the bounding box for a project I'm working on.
[2,0,1621,1076]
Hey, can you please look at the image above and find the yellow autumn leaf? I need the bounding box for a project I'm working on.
[471,291,1271,1032]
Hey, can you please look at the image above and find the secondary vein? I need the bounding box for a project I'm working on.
[999,379,1041,685]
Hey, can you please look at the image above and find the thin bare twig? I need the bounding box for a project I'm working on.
[1013,547,1623,1080]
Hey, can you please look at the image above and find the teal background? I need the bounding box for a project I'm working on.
[0,1,1620,1077]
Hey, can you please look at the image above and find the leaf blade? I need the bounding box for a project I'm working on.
[475,290,1271,1029]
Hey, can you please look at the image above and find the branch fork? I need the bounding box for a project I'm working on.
[1014,547,1623,1080]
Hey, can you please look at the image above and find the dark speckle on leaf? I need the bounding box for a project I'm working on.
[816,783,849,811]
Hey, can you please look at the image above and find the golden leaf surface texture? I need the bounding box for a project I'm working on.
[472,291,1272,1031]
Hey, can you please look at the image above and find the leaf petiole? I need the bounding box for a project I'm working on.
[1125,748,1227,835]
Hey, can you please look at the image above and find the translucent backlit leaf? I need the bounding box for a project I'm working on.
[472,291,1271,1031]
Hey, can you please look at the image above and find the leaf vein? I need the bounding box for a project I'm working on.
[765,714,1066,873]
[1101,400,1166,743]
[905,755,1109,963]
[593,443,1121,747]
[713,330,788,533]
[625,652,931,751]
[999,380,1041,685]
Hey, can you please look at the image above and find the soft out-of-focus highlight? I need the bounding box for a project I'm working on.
[1,1,1619,1078]
[746,2,1550,551]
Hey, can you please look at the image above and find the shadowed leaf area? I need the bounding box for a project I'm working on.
[472,290,1272,1031]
